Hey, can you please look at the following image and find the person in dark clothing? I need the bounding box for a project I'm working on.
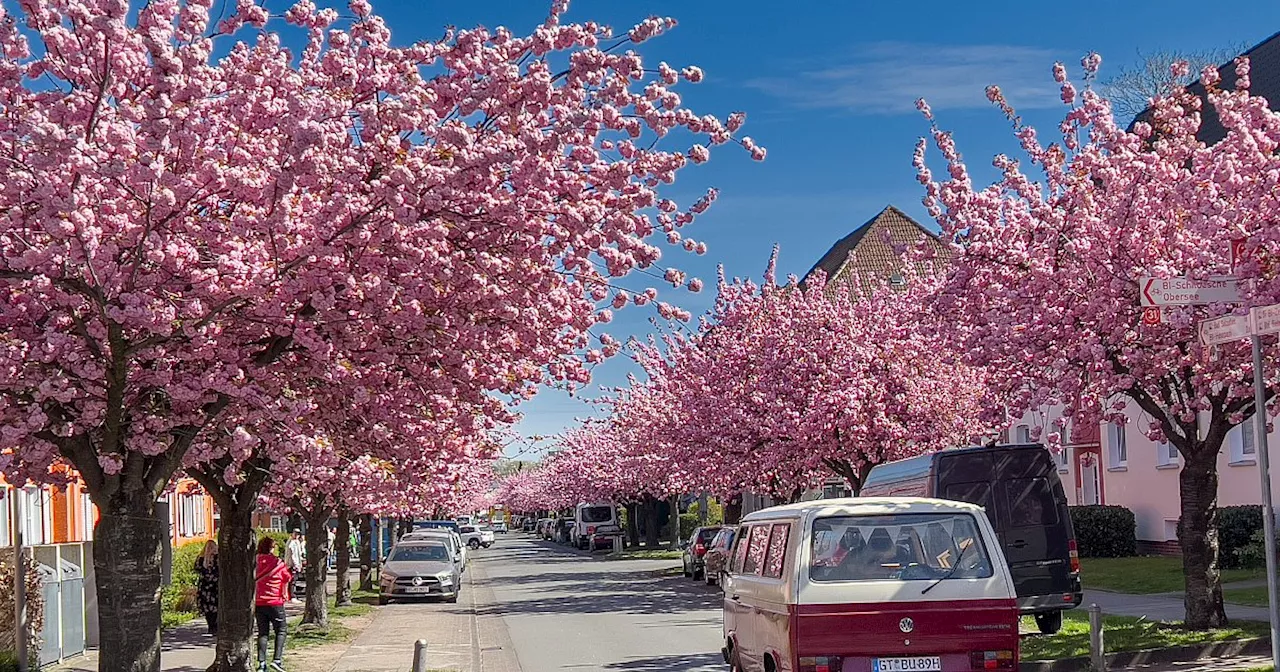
[254,536,292,672]
[194,540,219,635]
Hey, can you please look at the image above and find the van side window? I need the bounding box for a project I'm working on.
[730,526,752,574]
[1001,477,1059,527]
[943,482,992,511]
[762,523,791,579]
[742,524,771,575]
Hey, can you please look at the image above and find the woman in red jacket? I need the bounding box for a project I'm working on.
[254,536,292,672]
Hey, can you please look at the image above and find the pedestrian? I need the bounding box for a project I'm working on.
[194,540,219,635]
[254,535,291,672]
[284,528,305,602]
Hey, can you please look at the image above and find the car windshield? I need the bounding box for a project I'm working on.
[809,513,993,583]
[580,506,613,523]
[390,545,450,562]
[696,527,721,542]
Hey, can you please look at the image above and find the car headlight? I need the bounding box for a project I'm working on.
[437,573,454,585]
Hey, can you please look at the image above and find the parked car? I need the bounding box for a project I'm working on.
[573,502,618,549]
[860,442,1082,634]
[554,517,576,544]
[412,519,460,535]
[537,518,554,539]
[522,519,537,533]
[681,525,724,580]
[722,497,1019,672]
[398,529,466,571]
[378,540,461,604]
[459,524,495,549]
[493,521,508,534]
[702,525,737,586]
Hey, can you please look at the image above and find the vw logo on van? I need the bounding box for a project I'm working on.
[899,617,914,633]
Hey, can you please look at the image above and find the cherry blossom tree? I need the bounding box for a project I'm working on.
[0,1,759,669]
[914,55,1280,628]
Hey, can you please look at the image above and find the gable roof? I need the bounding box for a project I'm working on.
[1131,30,1280,145]
[803,205,949,292]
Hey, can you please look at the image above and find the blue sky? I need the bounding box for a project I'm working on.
[360,1,1280,459]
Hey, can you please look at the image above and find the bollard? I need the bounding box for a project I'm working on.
[411,639,428,672]
[1088,603,1105,671]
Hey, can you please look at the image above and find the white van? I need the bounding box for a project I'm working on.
[573,502,620,550]
[722,497,1020,672]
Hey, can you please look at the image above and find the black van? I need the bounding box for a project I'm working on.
[860,443,1082,634]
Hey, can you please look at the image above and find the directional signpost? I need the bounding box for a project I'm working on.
[1140,276,1242,306]
[1249,303,1280,670]
[1139,268,1277,668]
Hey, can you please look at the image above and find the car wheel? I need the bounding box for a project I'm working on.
[446,594,459,604]
[377,596,389,606]
[468,539,480,549]
[728,643,744,672]
[693,567,704,581]
[1035,610,1064,635]
[705,572,716,586]
[483,542,492,548]
[682,559,691,578]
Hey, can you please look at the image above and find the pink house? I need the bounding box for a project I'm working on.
[1012,403,1276,553]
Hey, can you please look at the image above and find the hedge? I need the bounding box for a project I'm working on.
[1068,505,1137,557]
[1218,505,1264,569]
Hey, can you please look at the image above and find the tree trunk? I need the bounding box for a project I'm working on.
[358,514,374,592]
[669,494,681,546]
[723,494,742,525]
[334,506,352,607]
[625,502,640,549]
[643,498,660,548]
[302,503,333,627]
[92,503,165,672]
[210,498,257,672]
[1179,449,1229,628]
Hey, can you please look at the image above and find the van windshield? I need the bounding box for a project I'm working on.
[809,513,993,583]
[580,506,613,523]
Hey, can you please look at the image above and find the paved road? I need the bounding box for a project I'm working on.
[481,535,726,672]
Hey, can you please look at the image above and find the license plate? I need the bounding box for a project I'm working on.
[404,586,432,594]
[874,657,941,672]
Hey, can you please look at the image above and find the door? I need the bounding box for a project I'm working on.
[1079,452,1101,505]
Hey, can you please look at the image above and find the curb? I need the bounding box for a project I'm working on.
[1022,637,1270,671]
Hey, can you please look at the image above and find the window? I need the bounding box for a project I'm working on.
[730,526,752,573]
[1000,478,1059,527]
[579,506,613,523]
[1014,425,1032,443]
[1157,437,1178,467]
[742,525,771,575]
[763,523,791,579]
[1107,422,1127,469]
[0,488,10,548]
[943,482,992,512]
[1230,421,1259,463]
[809,513,993,582]
[78,489,96,540]
[21,486,52,545]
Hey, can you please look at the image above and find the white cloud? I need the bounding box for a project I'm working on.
[747,42,1066,115]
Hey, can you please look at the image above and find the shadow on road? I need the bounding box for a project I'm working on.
[601,652,726,671]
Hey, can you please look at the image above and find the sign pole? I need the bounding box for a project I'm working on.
[13,488,28,672]
[1251,333,1280,670]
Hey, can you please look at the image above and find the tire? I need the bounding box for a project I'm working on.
[377,596,389,606]
[682,559,691,578]
[468,539,480,549]
[728,643,744,672]
[693,567,704,581]
[482,542,492,548]
[446,594,459,604]
[1035,610,1063,635]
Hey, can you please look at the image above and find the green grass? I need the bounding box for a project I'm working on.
[1080,557,1264,594]
[161,610,198,631]
[1019,611,1270,661]
[607,547,683,560]
[284,594,374,651]
[1225,586,1271,607]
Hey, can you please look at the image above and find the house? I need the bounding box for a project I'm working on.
[1,474,216,665]
[1008,403,1278,554]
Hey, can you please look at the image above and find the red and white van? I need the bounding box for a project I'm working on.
[722,497,1019,672]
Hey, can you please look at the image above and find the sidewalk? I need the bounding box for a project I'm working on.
[331,559,521,672]
[1085,588,1275,622]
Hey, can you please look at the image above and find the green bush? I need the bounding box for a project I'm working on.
[162,540,206,615]
[0,650,19,672]
[1218,506,1263,569]
[686,498,725,525]
[1068,505,1137,557]
[258,529,291,557]
[678,513,700,540]
[1235,527,1276,569]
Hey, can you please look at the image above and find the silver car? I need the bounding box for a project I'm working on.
[378,541,461,604]
[398,529,467,570]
